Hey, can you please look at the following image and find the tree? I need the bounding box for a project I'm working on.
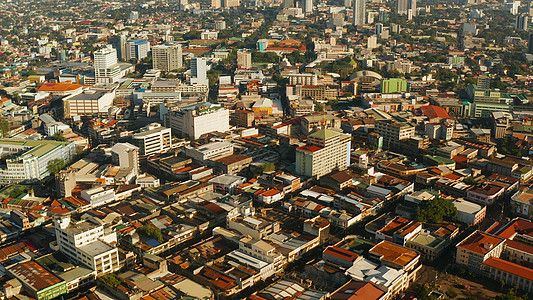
[47,159,65,175]
[261,163,276,173]
[52,131,67,141]
[137,224,164,243]
[99,273,125,288]
[495,290,524,300]
[463,176,477,186]
[415,197,458,223]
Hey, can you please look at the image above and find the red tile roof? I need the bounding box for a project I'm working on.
[420,105,451,119]
[297,145,323,152]
[330,280,386,300]
[483,257,533,281]
[457,231,505,255]
[324,246,359,262]
[496,218,533,240]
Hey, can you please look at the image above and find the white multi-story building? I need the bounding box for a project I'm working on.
[63,90,115,118]
[54,216,120,276]
[126,39,150,61]
[184,141,234,161]
[168,102,230,139]
[81,186,116,208]
[191,57,208,86]
[111,142,139,175]
[237,50,252,69]
[353,0,366,25]
[94,46,122,84]
[152,43,183,72]
[295,128,351,179]
[132,123,172,156]
[0,139,76,184]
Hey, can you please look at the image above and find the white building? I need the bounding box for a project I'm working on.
[152,43,183,72]
[111,142,139,175]
[132,123,172,156]
[94,46,122,84]
[353,0,366,25]
[190,57,208,86]
[0,139,76,184]
[63,90,115,118]
[126,39,150,61]
[287,73,318,86]
[168,102,230,139]
[54,216,120,276]
[295,128,351,179]
[237,50,252,69]
[184,141,234,161]
[81,186,116,208]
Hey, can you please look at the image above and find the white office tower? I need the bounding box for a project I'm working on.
[191,57,208,86]
[237,50,252,69]
[353,0,366,26]
[410,0,417,17]
[303,0,313,13]
[94,45,122,84]
[168,102,230,139]
[516,14,529,31]
[132,123,172,156]
[152,43,183,72]
[510,0,521,15]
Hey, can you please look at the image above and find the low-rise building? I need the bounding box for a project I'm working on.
[456,230,505,272]
[453,198,486,225]
[7,261,67,300]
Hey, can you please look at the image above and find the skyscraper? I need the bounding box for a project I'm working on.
[108,34,127,61]
[191,57,208,86]
[303,0,313,13]
[353,0,366,26]
[397,0,416,18]
[126,39,150,61]
[94,46,121,84]
[152,43,183,72]
[237,50,252,69]
[528,32,533,54]
[515,14,529,31]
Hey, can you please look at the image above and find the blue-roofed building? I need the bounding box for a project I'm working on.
[126,39,150,61]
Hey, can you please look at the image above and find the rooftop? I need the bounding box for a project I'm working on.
[9,261,64,291]
[483,257,533,281]
[457,231,505,255]
[370,241,419,267]
[78,240,114,257]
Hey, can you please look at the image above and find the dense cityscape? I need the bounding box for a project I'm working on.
[0,0,532,299]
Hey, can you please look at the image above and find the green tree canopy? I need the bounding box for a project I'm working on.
[51,131,67,141]
[47,159,65,175]
[415,197,457,223]
[137,224,164,243]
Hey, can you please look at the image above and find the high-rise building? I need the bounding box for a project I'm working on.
[353,0,366,26]
[296,129,351,179]
[237,50,252,69]
[374,120,415,150]
[132,123,172,156]
[129,11,139,21]
[111,142,139,175]
[191,57,208,86]
[344,0,352,7]
[477,75,491,90]
[212,0,222,8]
[515,14,529,31]
[168,102,230,139]
[94,46,122,84]
[152,43,183,72]
[397,0,416,18]
[375,23,384,36]
[303,0,313,13]
[108,34,127,61]
[224,0,240,7]
[528,32,533,54]
[126,39,150,61]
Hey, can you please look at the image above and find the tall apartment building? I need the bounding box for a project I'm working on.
[212,0,222,8]
[231,109,255,127]
[374,119,415,149]
[126,39,150,61]
[353,0,366,26]
[111,142,139,175]
[398,0,416,17]
[168,102,230,139]
[94,46,122,84]
[108,34,127,61]
[296,128,351,178]
[152,43,183,72]
[303,0,313,13]
[515,14,529,31]
[0,139,75,184]
[132,123,172,156]
[237,50,252,69]
[224,0,240,7]
[191,57,208,86]
[54,216,120,276]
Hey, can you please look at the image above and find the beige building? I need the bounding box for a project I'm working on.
[301,114,342,135]
[374,120,415,150]
[132,123,172,156]
[456,230,505,272]
[296,128,351,178]
[152,43,183,72]
[237,50,252,69]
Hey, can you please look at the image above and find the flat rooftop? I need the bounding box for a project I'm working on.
[78,240,115,257]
